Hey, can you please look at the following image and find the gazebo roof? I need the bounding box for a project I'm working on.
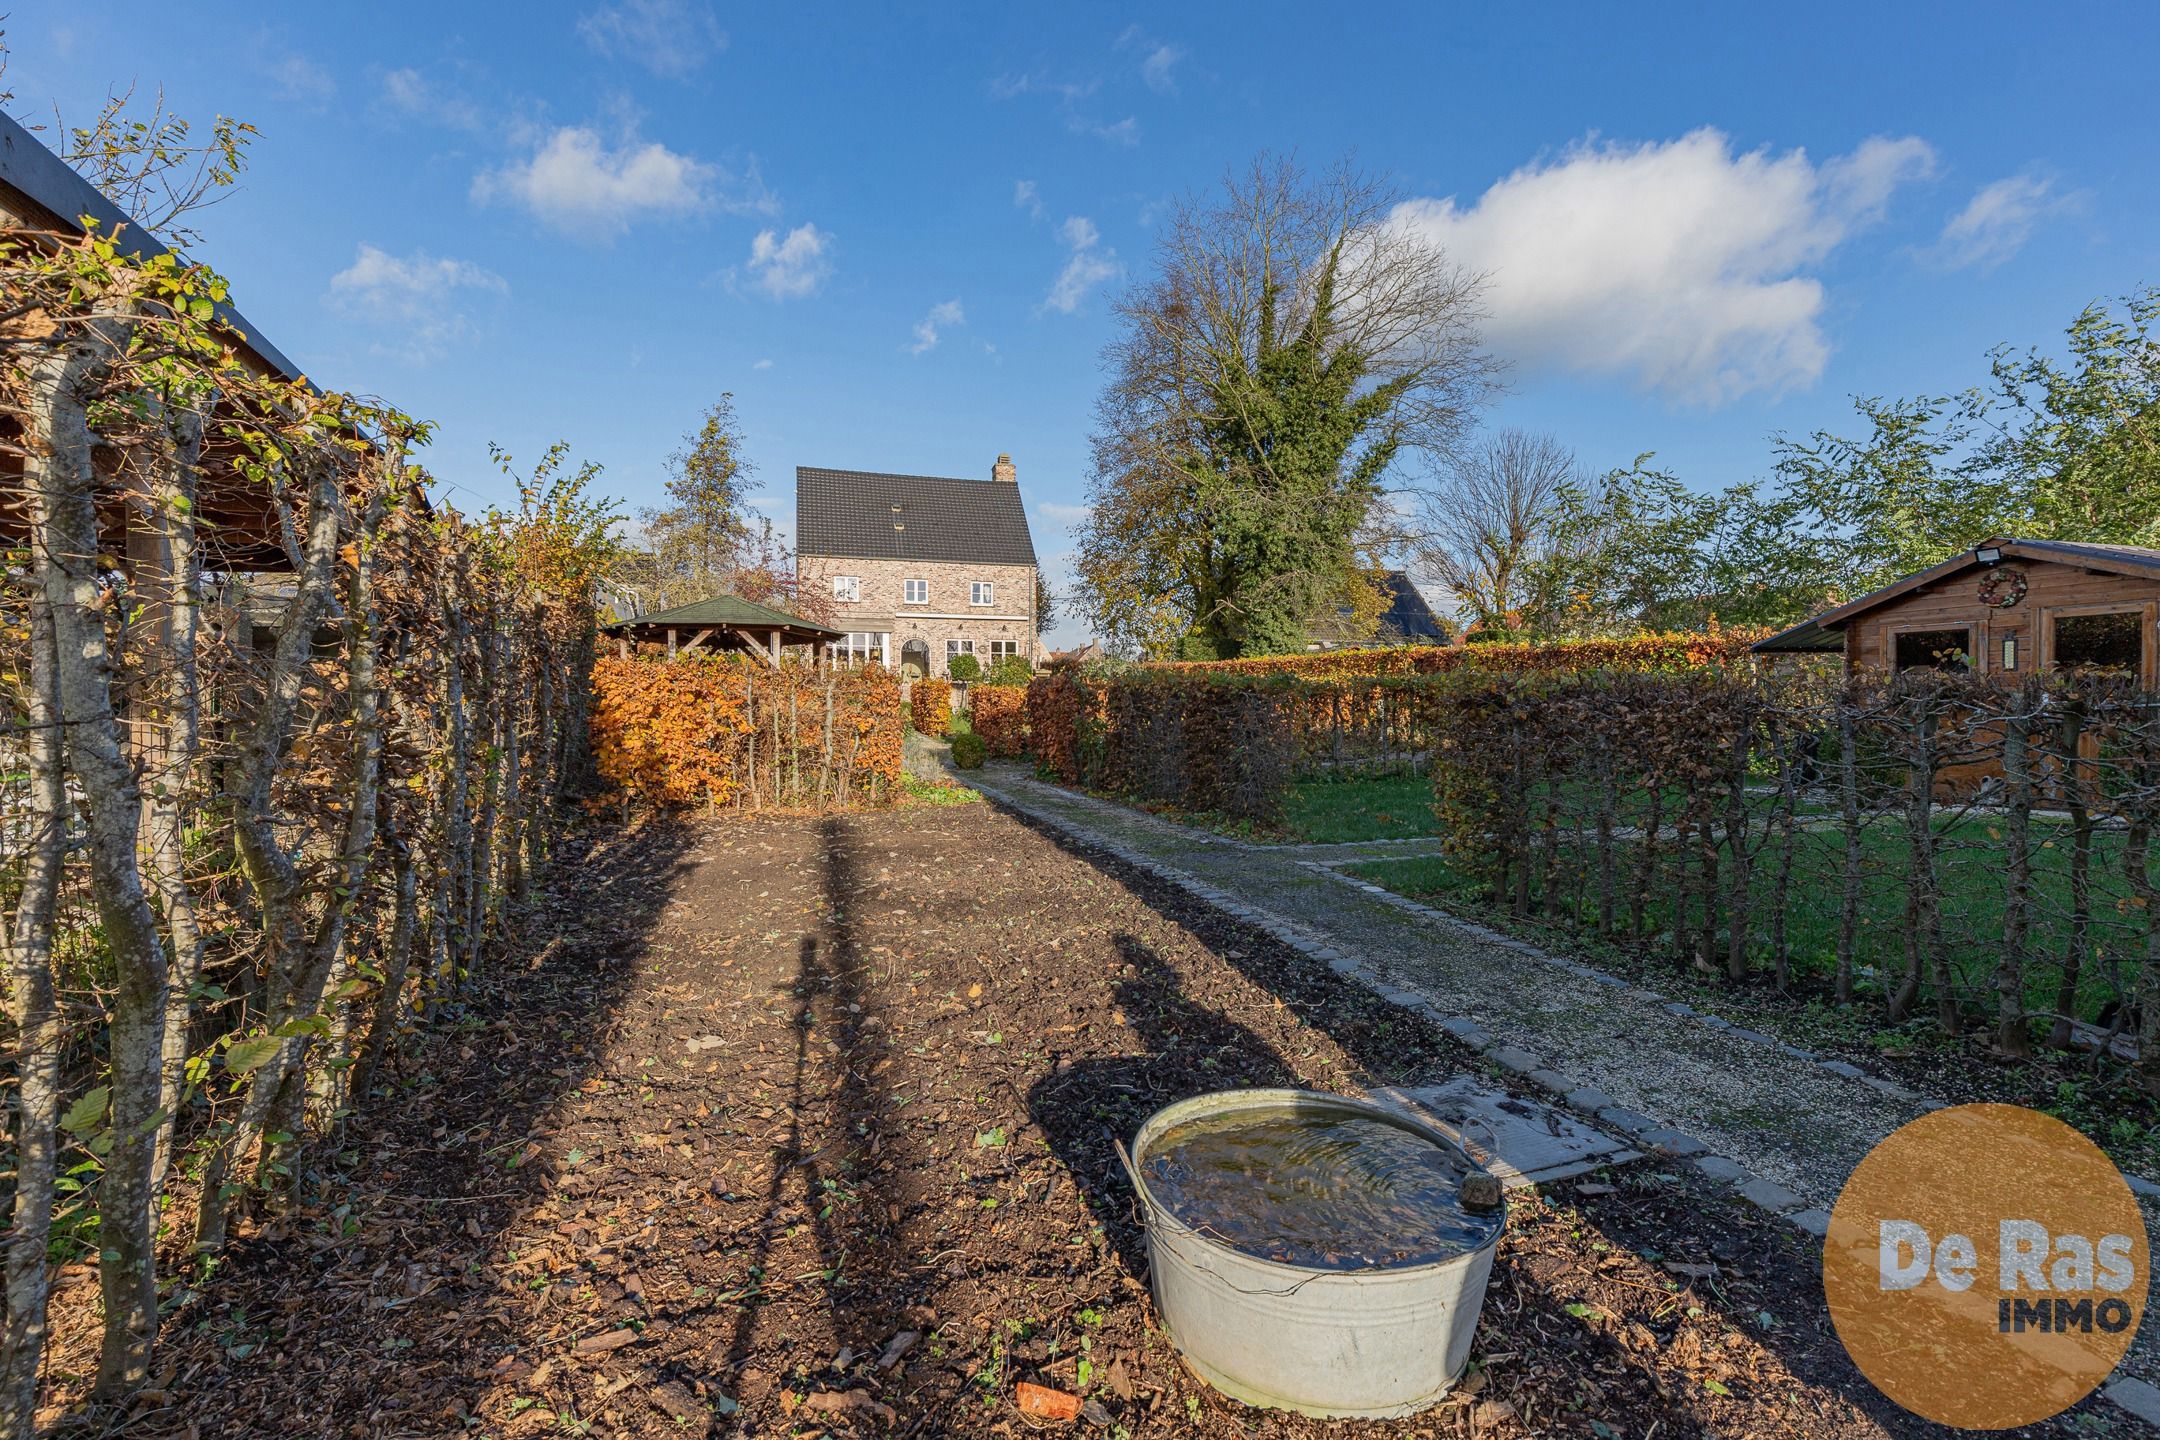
[605,594,844,643]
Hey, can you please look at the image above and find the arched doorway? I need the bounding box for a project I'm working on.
[900,639,931,679]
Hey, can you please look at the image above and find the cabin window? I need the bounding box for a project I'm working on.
[832,575,861,603]
[2053,610,2142,673]
[1893,628,1971,672]
[903,578,927,605]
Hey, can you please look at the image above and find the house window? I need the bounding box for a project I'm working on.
[904,579,928,605]
[1893,628,1971,672]
[945,639,975,662]
[2053,610,2142,673]
[971,581,994,606]
[828,632,886,666]
[987,639,1021,662]
[832,575,861,603]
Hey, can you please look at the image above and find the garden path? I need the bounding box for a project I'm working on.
[960,760,2158,1211]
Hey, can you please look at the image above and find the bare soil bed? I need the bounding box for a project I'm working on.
[101,802,2115,1438]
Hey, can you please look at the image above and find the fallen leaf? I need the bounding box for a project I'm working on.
[573,1327,639,1355]
[802,1389,896,1424]
[1017,1382,1081,1422]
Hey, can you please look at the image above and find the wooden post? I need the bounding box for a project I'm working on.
[770,629,782,662]
[667,629,677,660]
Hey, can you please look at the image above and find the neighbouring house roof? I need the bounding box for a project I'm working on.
[796,466,1038,567]
[603,594,844,641]
[1751,538,2160,654]
[1306,571,1450,647]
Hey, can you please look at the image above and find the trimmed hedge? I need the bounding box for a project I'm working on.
[970,683,1030,757]
[911,676,952,737]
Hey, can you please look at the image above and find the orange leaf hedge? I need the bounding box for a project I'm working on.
[1161,628,1767,680]
[911,677,952,737]
[593,654,901,810]
[969,683,1030,757]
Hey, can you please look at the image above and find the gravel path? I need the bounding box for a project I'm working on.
[961,761,1926,1208]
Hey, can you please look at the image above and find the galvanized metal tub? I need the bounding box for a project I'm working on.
[1125,1088,1502,1419]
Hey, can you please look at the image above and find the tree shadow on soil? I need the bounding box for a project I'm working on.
[710,814,910,1388]
[1006,806,2043,1440]
[1026,931,1301,1283]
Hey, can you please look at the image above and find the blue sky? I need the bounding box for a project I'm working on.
[12,3,2159,644]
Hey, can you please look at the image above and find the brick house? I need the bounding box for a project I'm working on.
[796,455,1040,678]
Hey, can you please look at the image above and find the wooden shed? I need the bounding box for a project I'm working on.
[604,595,844,664]
[1752,538,2160,683]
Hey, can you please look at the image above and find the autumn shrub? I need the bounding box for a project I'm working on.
[970,683,1030,757]
[911,677,952,737]
[1164,628,1766,681]
[951,731,988,769]
[592,654,902,809]
[948,652,983,681]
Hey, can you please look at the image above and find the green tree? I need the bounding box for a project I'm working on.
[1076,156,1493,658]
[639,394,754,609]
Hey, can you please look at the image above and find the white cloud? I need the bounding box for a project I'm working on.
[745,223,833,300]
[1014,179,1044,220]
[1140,44,1183,95]
[1036,501,1092,528]
[474,126,720,238]
[577,0,728,78]
[1387,128,1937,404]
[1934,173,2065,271]
[326,243,507,363]
[989,72,1138,146]
[908,298,966,354]
[753,357,774,370]
[1079,115,1140,147]
[379,66,485,132]
[268,52,337,106]
[1043,215,1119,314]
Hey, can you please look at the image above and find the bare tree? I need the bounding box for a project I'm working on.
[1416,429,1586,634]
[1077,154,1495,656]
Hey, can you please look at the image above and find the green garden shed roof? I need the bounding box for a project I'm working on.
[605,594,843,646]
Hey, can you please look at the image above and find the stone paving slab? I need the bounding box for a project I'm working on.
[1374,1076,1644,1188]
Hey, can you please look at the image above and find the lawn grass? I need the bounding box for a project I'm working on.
[1276,771,1441,844]
[1347,816,2147,1024]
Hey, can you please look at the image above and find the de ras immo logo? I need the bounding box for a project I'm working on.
[1823,1104,2148,1428]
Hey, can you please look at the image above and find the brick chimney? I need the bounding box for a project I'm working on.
[992,452,1017,484]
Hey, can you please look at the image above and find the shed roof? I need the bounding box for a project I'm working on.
[1751,538,2160,654]
[0,111,303,383]
[604,593,843,639]
[796,465,1037,566]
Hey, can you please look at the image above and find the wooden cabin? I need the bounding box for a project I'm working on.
[1753,539,2160,684]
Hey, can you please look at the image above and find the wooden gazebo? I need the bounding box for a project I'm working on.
[604,595,844,664]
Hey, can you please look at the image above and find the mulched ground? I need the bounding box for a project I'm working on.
[89,799,2117,1438]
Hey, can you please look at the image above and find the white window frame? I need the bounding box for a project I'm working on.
[987,639,1021,662]
[945,638,976,662]
[829,631,887,666]
[831,575,861,603]
[970,581,994,606]
[903,578,928,605]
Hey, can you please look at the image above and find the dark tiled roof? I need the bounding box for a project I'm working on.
[1306,571,1449,645]
[605,594,842,637]
[796,466,1037,566]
